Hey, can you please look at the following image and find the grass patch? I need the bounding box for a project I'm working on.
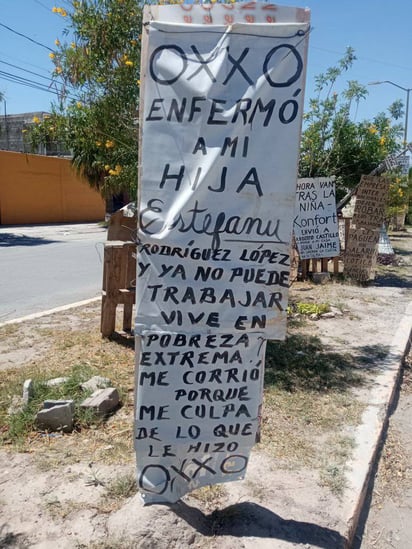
[0,305,135,463]
[104,471,137,500]
[319,435,355,496]
[289,302,330,316]
[262,332,364,495]
[265,333,363,392]
[261,388,362,470]
[189,484,227,509]
[3,363,105,445]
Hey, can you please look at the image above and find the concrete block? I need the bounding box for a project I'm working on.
[45,377,69,387]
[80,388,120,415]
[81,376,111,392]
[22,379,34,405]
[312,272,330,285]
[320,311,336,319]
[36,400,75,432]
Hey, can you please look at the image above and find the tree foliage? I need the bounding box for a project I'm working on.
[299,47,404,200]
[30,0,143,198]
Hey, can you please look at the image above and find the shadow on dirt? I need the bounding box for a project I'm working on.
[0,233,58,247]
[374,272,412,288]
[0,524,29,548]
[171,500,346,548]
[264,334,390,392]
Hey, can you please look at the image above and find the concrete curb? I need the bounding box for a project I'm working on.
[0,296,101,328]
[343,301,412,548]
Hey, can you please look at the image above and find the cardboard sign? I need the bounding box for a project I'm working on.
[293,177,339,259]
[343,227,380,281]
[351,175,390,231]
[344,175,390,280]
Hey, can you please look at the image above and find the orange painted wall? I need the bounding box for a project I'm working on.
[0,151,106,225]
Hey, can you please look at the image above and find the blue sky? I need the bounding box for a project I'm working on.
[1,0,411,138]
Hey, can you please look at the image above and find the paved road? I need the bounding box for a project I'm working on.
[0,223,107,322]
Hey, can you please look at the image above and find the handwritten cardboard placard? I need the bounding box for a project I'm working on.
[344,174,390,280]
[293,177,339,260]
[351,175,390,230]
[343,227,380,281]
[135,331,266,503]
[135,3,310,339]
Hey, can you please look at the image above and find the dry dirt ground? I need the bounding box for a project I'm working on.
[0,230,411,549]
[357,350,412,549]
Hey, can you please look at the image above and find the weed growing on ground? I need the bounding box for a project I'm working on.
[189,484,227,510]
[261,331,364,495]
[104,471,137,500]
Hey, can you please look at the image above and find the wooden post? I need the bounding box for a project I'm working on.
[101,241,136,337]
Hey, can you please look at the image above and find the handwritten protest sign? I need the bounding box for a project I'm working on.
[293,177,339,260]
[135,2,310,503]
[351,175,390,231]
[344,175,390,281]
[344,227,380,281]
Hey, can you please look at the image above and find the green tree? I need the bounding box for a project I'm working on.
[30,0,143,199]
[299,47,403,200]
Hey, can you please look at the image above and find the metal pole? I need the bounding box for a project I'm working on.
[4,99,9,150]
[404,88,410,146]
[368,80,411,145]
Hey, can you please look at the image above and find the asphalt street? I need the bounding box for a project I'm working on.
[0,223,107,322]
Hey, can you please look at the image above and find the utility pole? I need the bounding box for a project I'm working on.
[369,80,411,146]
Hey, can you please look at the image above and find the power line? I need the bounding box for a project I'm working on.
[0,66,81,104]
[0,59,80,100]
[31,0,52,14]
[0,49,52,77]
[0,60,54,83]
[0,69,60,95]
[0,74,59,96]
[0,21,54,52]
[312,45,412,74]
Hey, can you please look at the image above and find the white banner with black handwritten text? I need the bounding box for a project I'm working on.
[136,7,310,339]
[135,2,310,504]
